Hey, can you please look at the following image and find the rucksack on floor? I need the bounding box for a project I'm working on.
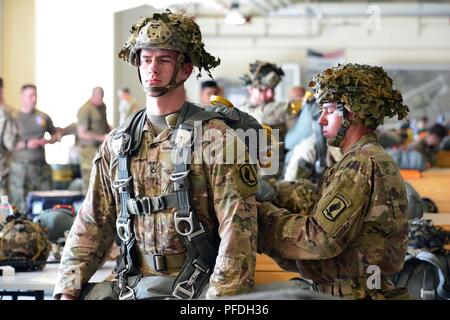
[393,251,450,300]
[392,219,450,300]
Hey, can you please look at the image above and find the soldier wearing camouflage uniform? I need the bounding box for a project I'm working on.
[77,87,110,195]
[239,61,297,177]
[10,85,61,212]
[0,77,18,197]
[258,63,411,299]
[55,10,258,300]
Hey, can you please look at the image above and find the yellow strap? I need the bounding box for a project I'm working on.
[210,95,234,109]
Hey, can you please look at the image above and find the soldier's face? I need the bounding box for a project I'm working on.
[318,102,343,139]
[20,87,37,110]
[139,48,192,96]
[200,87,221,104]
[249,86,274,104]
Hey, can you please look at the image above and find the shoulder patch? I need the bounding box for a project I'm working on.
[322,192,352,221]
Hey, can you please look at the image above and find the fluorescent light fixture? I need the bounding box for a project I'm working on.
[225,2,246,25]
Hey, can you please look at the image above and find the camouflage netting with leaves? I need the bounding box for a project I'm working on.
[241,60,285,89]
[118,9,220,79]
[309,63,410,128]
[408,219,450,255]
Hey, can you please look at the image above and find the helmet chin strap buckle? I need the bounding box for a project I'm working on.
[328,118,351,148]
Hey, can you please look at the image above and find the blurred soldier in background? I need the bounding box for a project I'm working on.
[0,77,18,197]
[200,80,223,105]
[76,87,110,194]
[10,84,61,212]
[408,123,448,168]
[239,60,298,177]
[117,87,140,126]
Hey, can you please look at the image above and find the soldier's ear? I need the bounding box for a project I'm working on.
[180,63,193,80]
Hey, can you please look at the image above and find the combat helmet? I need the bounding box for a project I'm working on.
[119,9,220,96]
[0,218,51,271]
[309,63,409,147]
[241,60,284,89]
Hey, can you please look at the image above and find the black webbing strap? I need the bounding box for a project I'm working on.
[112,109,147,300]
[114,150,141,300]
[395,255,417,289]
[170,118,220,300]
[126,194,178,215]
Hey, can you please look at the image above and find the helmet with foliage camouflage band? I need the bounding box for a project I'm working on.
[309,63,409,129]
[118,9,220,96]
[0,218,51,271]
[241,60,284,89]
[309,63,409,147]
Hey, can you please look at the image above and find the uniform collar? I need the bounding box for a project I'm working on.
[347,132,379,154]
[145,103,187,144]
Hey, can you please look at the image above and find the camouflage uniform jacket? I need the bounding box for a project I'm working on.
[259,132,409,284]
[0,106,18,181]
[238,101,293,128]
[54,104,258,299]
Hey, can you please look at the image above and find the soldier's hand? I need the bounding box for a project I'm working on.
[28,138,47,149]
[15,140,26,150]
[60,294,77,300]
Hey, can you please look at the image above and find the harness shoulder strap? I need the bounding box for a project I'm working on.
[112,108,147,300]
[170,103,225,299]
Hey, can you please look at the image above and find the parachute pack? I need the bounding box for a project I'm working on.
[392,219,450,300]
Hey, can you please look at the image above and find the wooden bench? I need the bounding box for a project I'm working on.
[437,151,450,168]
[402,168,450,213]
[255,254,298,285]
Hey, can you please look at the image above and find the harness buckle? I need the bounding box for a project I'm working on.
[174,211,194,236]
[172,280,195,299]
[170,170,190,182]
[112,177,133,193]
[420,288,435,300]
[116,218,132,242]
[172,262,208,299]
[153,254,167,272]
[186,222,206,242]
[119,285,136,300]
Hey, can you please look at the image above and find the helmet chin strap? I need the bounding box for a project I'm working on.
[138,54,186,98]
[327,103,351,148]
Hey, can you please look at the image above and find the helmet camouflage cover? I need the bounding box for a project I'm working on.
[0,219,51,270]
[309,63,409,128]
[241,60,285,89]
[118,9,220,79]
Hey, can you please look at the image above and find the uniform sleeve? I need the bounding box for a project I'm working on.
[53,137,117,299]
[77,104,90,130]
[45,113,57,135]
[1,112,18,151]
[259,158,371,261]
[203,125,259,299]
